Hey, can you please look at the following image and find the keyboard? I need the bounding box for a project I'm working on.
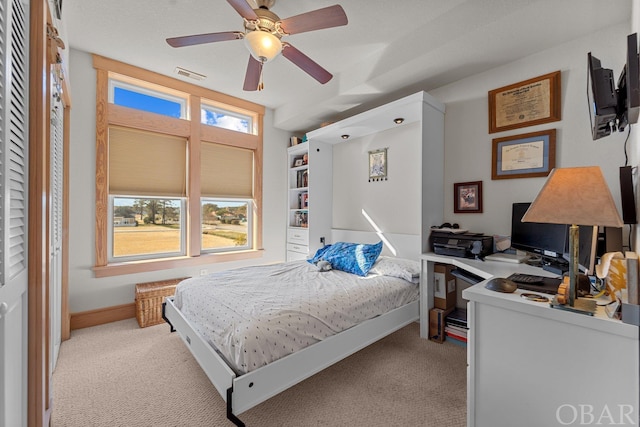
[485,252,528,264]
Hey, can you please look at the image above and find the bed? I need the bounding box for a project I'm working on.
[162,230,422,426]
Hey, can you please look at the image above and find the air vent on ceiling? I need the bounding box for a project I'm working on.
[174,67,206,81]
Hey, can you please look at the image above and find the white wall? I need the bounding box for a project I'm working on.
[332,122,422,235]
[430,23,632,239]
[67,48,289,313]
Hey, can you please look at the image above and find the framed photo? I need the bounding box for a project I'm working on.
[488,70,561,133]
[368,148,388,181]
[292,156,304,167]
[492,129,556,180]
[454,181,483,213]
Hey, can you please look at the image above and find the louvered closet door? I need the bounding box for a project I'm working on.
[0,0,29,426]
[49,94,63,370]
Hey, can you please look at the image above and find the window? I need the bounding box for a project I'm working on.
[93,55,265,276]
[201,199,252,252]
[109,76,187,119]
[201,99,256,134]
[110,196,185,260]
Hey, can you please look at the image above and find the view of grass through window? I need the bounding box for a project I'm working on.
[112,198,250,258]
[201,200,249,251]
[112,197,183,258]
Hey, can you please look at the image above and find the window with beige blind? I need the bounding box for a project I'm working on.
[93,55,265,276]
[200,142,254,253]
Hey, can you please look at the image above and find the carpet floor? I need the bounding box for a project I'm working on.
[51,319,466,426]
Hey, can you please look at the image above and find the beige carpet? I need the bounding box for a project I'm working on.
[51,319,466,427]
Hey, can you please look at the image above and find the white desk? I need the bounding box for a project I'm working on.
[420,253,639,427]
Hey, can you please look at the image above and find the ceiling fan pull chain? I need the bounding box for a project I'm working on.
[258,62,265,91]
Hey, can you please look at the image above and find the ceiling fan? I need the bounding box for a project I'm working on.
[166,0,348,91]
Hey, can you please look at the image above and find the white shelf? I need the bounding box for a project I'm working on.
[286,141,332,261]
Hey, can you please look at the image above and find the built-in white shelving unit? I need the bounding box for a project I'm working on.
[286,141,333,261]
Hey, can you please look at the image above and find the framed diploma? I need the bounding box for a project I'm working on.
[488,71,561,133]
[491,129,556,180]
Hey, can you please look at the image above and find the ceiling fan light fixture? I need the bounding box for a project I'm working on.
[244,30,282,63]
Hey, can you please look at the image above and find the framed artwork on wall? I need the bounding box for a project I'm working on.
[488,71,561,133]
[454,181,483,213]
[368,148,388,181]
[491,129,556,180]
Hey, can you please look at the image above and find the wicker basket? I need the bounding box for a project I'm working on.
[135,277,189,328]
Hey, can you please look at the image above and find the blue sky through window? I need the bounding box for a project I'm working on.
[201,109,250,133]
[112,82,252,133]
[114,87,182,118]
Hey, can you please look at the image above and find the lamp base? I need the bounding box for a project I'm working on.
[550,296,597,316]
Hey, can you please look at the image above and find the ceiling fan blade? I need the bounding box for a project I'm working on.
[278,5,347,35]
[167,31,243,48]
[243,56,263,91]
[282,43,332,84]
[227,0,259,21]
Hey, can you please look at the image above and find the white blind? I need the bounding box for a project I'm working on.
[109,126,187,197]
[200,141,253,198]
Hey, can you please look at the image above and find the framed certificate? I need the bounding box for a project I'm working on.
[491,129,556,180]
[488,71,561,133]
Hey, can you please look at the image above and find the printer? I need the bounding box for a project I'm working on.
[430,230,493,259]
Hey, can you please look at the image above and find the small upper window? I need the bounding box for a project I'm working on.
[109,75,187,119]
[201,100,255,134]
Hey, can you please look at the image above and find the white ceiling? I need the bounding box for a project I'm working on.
[63,0,631,133]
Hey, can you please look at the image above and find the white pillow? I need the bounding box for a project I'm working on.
[369,256,420,283]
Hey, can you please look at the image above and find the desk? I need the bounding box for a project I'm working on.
[420,253,639,427]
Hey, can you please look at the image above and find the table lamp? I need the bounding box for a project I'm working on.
[522,166,624,314]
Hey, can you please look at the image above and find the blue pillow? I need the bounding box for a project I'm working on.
[319,241,383,276]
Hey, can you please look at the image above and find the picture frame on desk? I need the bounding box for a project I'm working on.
[454,181,483,213]
[491,129,556,180]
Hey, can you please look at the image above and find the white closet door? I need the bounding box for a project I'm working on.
[49,92,63,370]
[0,0,29,426]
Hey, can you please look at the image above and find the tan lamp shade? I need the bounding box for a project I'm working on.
[522,166,623,228]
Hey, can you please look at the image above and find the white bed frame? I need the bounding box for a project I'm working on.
[162,230,421,426]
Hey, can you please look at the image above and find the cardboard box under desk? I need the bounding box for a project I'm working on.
[429,307,454,343]
[434,263,456,310]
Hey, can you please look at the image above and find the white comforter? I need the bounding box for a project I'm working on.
[173,260,419,374]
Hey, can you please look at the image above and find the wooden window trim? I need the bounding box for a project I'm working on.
[93,55,264,275]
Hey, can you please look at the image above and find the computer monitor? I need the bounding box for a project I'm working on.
[511,202,598,275]
[510,202,568,260]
